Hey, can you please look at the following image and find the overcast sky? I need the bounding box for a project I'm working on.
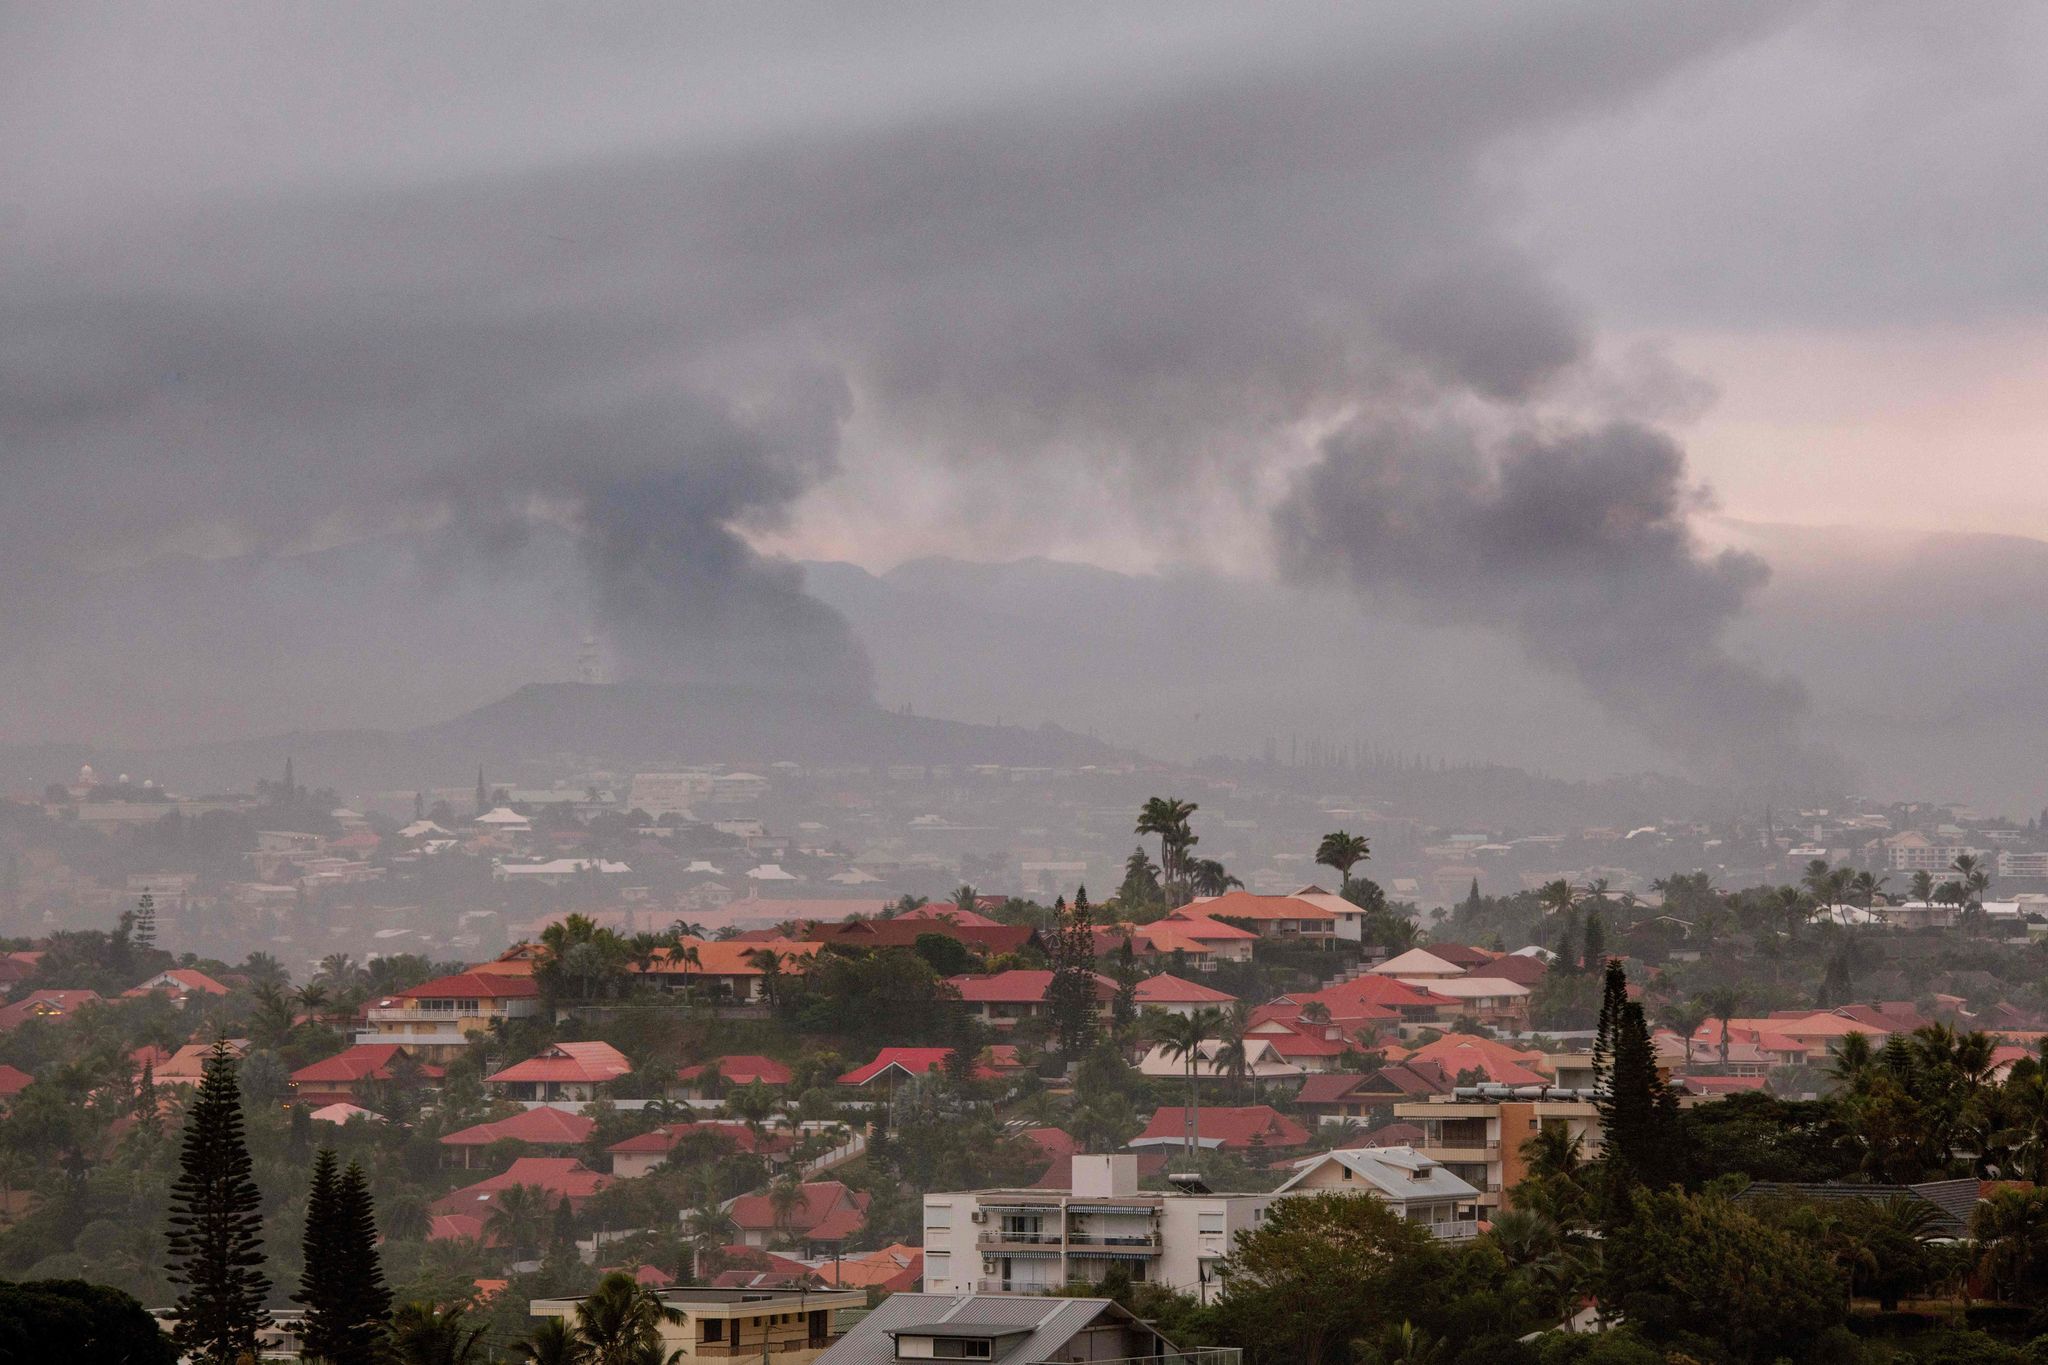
[5,2,2047,784]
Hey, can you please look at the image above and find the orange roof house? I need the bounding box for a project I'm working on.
[439,1107,596,1167]
[429,1156,611,1226]
[726,1180,869,1252]
[290,1044,443,1104]
[0,989,102,1031]
[123,968,230,1001]
[1178,890,1339,939]
[1131,1106,1311,1151]
[837,1047,994,1088]
[486,1041,631,1102]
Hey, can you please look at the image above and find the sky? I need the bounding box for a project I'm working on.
[5,2,2047,793]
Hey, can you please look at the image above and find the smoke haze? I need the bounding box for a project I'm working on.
[5,4,2048,796]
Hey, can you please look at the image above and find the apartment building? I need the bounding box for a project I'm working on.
[1393,1087,1605,1212]
[921,1155,1273,1304]
[359,971,542,1060]
[1885,832,1991,874]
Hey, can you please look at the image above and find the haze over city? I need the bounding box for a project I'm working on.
[10,8,2048,1364]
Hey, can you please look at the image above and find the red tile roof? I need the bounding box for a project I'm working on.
[391,972,539,1001]
[607,1121,796,1158]
[429,1157,610,1216]
[440,1107,596,1148]
[726,1181,869,1241]
[1184,891,1338,924]
[1133,973,1236,1005]
[0,1064,32,1097]
[123,968,230,998]
[947,969,1114,1004]
[1020,1126,1080,1159]
[0,990,102,1030]
[290,1044,444,1086]
[486,1041,631,1086]
[838,1047,993,1085]
[806,917,1036,955]
[1133,1106,1311,1151]
[675,1055,793,1087]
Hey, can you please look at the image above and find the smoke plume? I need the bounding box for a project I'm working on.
[1275,418,1842,786]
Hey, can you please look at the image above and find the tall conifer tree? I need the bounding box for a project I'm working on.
[1047,887,1100,1057]
[299,1150,343,1362]
[167,1039,269,1363]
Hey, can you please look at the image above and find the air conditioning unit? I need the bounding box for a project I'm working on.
[983,1260,998,1275]
[969,1210,988,1223]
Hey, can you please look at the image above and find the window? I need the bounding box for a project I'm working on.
[931,1338,994,1360]
[1198,1211,1225,1235]
[925,1252,950,1282]
[703,1320,724,1342]
[925,1204,953,1231]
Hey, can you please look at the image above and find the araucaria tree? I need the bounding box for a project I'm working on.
[1592,962,1679,1209]
[301,1149,393,1365]
[1047,888,1101,1056]
[167,1039,270,1364]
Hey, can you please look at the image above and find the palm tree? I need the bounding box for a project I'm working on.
[316,952,365,989]
[571,1271,687,1365]
[666,919,708,941]
[390,1303,489,1365]
[744,949,788,1007]
[514,1317,586,1365]
[1315,832,1372,893]
[1698,987,1741,1068]
[1186,859,1242,898]
[240,951,290,990]
[766,1173,809,1249]
[950,885,979,916]
[1909,869,1936,903]
[1213,1002,1256,1102]
[670,943,702,999]
[1831,1031,1877,1093]
[1536,880,1579,918]
[1662,1001,1708,1066]
[682,1202,734,1280]
[1974,1188,2048,1303]
[487,1184,552,1259]
[1156,1006,1224,1158]
[1851,870,1890,908]
[1136,798,1199,903]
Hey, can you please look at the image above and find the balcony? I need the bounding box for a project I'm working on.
[1066,1232,1162,1249]
[977,1230,1062,1248]
[1422,1220,1481,1241]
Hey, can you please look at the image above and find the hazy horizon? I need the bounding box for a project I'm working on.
[9,4,2048,807]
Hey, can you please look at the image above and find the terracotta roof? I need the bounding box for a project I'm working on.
[1132,1106,1311,1151]
[899,905,1002,928]
[1357,1061,1454,1096]
[816,1244,923,1291]
[429,1213,487,1243]
[0,989,101,1030]
[633,938,824,977]
[675,1055,793,1087]
[726,1181,869,1242]
[123,968,230,998]
[430,1157,610,1216]
[1296,975,1455,1011]
[805,918,1035,955]
[947,969,1114,1004]
[1153,913,1259,941]
[291,1044,443,1086]
[1182,891,1338,924]
[0,1064,32,1097]
[486,1041,632,1086]
[1293,1073,1372,1105]
[391,972,538,1001]
[1133,973,1236,1005]
[1391,1038,1546,1087]
[837,1047,994,1085]
[440,1107,596,1148]
[1471,954,1548,986]
[1020,1127,1080,1159]
[607,1122,795,1157]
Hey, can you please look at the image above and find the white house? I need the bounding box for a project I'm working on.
[1275,1145,1482,1239]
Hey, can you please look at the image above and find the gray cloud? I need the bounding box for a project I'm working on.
[6,1,2002,780]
